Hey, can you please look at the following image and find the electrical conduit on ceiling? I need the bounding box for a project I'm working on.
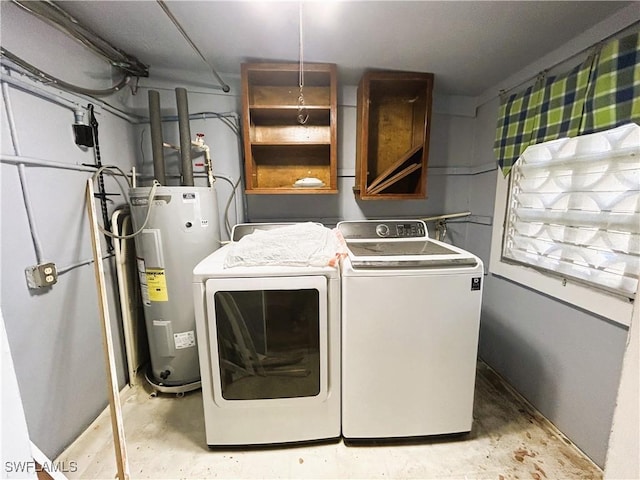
[0,47,131,97]
[156,0,230,93]
[2,0,145,118]
[10,0,148,77]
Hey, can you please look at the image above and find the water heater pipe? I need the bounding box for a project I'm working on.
[175,87,194,186]
[193,134,214,187]
[148,90,166,185]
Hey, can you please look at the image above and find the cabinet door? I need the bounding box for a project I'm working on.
[242,63,338,194]
[354,70,434,200]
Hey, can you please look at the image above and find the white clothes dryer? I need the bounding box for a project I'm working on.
[192,223,341,446]
[338,219,483,440]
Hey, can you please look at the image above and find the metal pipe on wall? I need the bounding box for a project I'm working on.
[148,90,166,185]
[2,81,45,264]
[175,87,194,186]
[1,69,142,124]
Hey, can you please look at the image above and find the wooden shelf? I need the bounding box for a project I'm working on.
[354,70,434,200]
[242,62,338,194]
[368,163,422,195]
[249,107,331,126]
[250,125,331,144]
[366,144,423,192]
[249,86,331,107]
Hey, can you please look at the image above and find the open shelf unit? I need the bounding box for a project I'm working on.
[241,62,338,194]
[354,70,434,200]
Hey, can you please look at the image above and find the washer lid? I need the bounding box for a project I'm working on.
[347,240,456,257]
[345,240,478,268]
[338,219,478,268]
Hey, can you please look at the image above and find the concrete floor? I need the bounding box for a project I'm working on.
[57,362,602,479]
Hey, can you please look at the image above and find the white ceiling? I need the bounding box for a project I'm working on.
[56,1,633,95]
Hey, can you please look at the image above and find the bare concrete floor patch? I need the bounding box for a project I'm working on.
[57,362,602,479]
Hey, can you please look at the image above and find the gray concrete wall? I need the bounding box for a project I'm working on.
[1,2,137,459]
[471,66,631,470]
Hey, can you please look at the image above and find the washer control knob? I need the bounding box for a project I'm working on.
[375,224,390,237]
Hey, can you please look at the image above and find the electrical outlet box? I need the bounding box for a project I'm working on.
[73,124,94,147]
[25,262,58,289]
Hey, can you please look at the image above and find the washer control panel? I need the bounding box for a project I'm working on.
[393,222,426,238]
[338,220,427,240]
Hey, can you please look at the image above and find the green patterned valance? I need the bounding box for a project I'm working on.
[493,79,545,177]
[494,31,640,176]
[531,59,593,144]
[580,32,640,134]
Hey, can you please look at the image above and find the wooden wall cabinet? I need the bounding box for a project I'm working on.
[354,70,434,200]
[241,62,338,194]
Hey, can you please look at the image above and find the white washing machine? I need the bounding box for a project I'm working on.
[192,223,341,446]
[338,219,483,440]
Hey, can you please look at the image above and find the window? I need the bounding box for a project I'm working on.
[490,124,639,325]
[490,31,639,326]
[504,123,639,297]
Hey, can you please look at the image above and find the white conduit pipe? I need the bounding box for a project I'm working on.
[1,69,141,124]
[214,173,242,236]
[57,254,114,275]
[1,70,79,112]
[1,81,45,264]
[3,71,243,235]
[1,155,126,274]
[17,164,44,263]
[3,68,240,128]
[0,154,99,173]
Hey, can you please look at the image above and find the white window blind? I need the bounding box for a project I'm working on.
[503,123,640,299]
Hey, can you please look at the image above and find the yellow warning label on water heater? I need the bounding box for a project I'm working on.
[146,268,168,302]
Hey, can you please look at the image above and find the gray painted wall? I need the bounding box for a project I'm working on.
[479,274,628,466]
[471,101,629,468]
[1,2,137,459]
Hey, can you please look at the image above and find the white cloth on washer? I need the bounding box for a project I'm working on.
[223,222,344,268]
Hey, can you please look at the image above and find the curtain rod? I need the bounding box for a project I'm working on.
[479,20,639,108]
